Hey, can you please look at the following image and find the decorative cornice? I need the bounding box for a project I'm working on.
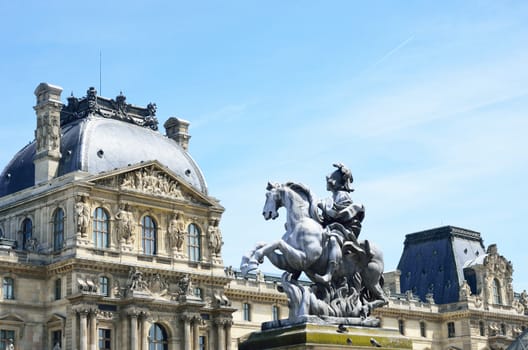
[61,87,158,130]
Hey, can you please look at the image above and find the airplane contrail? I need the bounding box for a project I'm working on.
[371,34,415,68]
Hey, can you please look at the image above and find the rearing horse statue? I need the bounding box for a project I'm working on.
[241,181,342,285]
[240,178,388,322]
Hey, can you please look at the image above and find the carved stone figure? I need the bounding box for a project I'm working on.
[115,204,136,244]
[121,168,183,198]
[520,290,528,310]
[75,195,91,237]
[149,273,168,296]
[208,218,223,256]
[459,280,472,299]
[240,164,387,325]
[168,213,185,250]
[127,268,148,292]
[177,274,192,297]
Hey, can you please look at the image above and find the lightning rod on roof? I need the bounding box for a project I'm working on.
[99,50,102,95]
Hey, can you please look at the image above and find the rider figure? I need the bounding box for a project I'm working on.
[318,163,364,240]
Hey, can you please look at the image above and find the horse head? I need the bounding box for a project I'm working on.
[263,182,282,220]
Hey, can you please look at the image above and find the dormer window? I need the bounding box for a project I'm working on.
[492,278,502,305]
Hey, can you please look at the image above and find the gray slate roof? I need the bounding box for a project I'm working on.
[0,116,207,197]
[397,225,486,304]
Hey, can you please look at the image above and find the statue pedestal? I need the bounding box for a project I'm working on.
[238,322,412,350]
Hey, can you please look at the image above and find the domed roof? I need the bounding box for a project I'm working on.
[0,88,207,197]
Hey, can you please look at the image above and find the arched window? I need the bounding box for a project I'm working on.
[3,277,14,300]
[148,323,168,350]
[53,208,65,251]
[142,216,157,255]
[93,208,110,249]
[21,218,32,250]
[99,276,109,297]
[492,278,502,305]
[188,224,201,262]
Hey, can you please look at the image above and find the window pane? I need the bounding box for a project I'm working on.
[93,208,110,249]
[22,218,32,250]
[187,224,201,262]
[148,324,167,350]
[0,330,15,350]
[100,276,109,297]
[98,328,111,350]
[55,279,61,300]
[3,278,14,300]
[142,216,157,255]
[54,209,64,251]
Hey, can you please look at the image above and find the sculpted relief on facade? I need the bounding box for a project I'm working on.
[167,212,186,251]
[120,167,184,199]
[115,204,136,245]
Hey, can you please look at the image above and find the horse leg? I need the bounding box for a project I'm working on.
[251,241,301,274]
[312,236,341,284]
[240,242,274,276]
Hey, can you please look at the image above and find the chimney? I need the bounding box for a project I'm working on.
[164,117,191,151]
[33,82,63,184]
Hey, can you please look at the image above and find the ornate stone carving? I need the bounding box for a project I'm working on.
[172,274,194,301]
[126,267,148,293]
[167,213,185,251]
[459,280,471,300]
[224,266,235,278]
[77,276,98,293]
[75,195,90,238]
[213,292,231,307]
[113,279,123,298]
[26,237,40,252]
[208,218,223,256]
[115,204,136,245]
[148,273,168,297]
[61,87,158,130]
[120,168,184,199]
[519,290,528,314]
[240,164,387,326]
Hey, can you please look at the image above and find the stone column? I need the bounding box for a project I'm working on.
[89,310,97,350]
[79,311,88,350]
[140,312,150,350]
[130,314,138,350]
[192,317,200,350]
[225,319,232,350]
[208,324,216,350]
[181,314,192,350]
[121,313,128,350]
[215,319,225,350]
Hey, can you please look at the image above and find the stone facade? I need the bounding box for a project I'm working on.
[1,83,527,350]
[0,83,234,350]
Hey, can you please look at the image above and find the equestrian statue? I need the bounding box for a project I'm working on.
[240,163,388,326]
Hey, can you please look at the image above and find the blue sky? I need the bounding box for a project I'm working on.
[1,1,527,292]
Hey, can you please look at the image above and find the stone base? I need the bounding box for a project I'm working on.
[239,322,412,350]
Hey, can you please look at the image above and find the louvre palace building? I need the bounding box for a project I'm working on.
[0,83,527,350]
